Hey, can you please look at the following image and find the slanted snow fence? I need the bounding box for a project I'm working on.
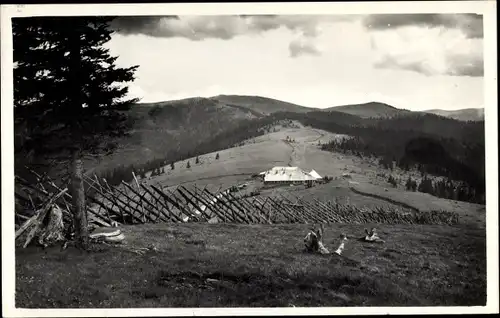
[15,167,461,239]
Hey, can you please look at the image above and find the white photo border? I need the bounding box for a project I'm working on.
[1,1,498,316]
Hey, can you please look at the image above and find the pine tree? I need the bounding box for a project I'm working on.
[411,180,417,192]
[405,176,413,191]
[215,153,220,160]
[13,17,139,248]
[418,176,434,195]
[195,156,200,164]
[186,161,191,169]
[388,175,398,188]
[171,162,175,170]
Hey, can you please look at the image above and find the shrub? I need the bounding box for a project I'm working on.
[387,175,398,188]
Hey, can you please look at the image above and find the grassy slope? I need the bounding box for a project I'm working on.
[85,97,260,173]
[324,102,411,118]
[16,223,486,307]
[424,108,485,122]
[142,124,485,222]
[15,123,486,308]
[211,95,314,115]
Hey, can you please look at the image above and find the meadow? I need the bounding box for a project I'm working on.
[15,123,487,308]
[16,223,486,307]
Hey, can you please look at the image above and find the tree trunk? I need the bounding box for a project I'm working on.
[71,150,89,249]
[68,24,88,249]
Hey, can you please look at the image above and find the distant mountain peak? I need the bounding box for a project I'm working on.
[357,101,398,108]
[423,108,484,122]
[210,94,314,115]
[324,101,409,118]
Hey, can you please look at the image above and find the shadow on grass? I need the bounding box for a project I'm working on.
[15,223,486,308]
[128,265,419,307]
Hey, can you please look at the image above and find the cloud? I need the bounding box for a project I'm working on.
[374,51,484,77]
[110,15,361,59]
[374,55,438,76]
[110,15,243,41]
[289,37,321,58]
[243,15,354,37]
[374,51,484,78]
[446,53,484,77]
[363,13,483,39]
[371,25,483,77]
[110,14,360,41]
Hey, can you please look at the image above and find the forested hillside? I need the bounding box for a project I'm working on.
[324,102,411,118]
[277,111,485,203]
[15,96,485,204]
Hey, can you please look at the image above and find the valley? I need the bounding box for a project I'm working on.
[14,95,488,308]
[138,121,485,226]
[68,96,484,176]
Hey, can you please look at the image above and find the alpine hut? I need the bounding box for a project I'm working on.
[260,166,322,185]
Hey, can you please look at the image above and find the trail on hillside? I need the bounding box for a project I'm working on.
[287,129,325,167]
[311,129,326,143]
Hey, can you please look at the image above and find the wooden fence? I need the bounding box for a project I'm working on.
[14,168,460,229]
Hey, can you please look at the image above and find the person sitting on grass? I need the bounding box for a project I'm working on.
[304,225,350,256]
[304,224,333,255]
[362,227,385,243]
[334,233,348,255]
[304,224,330,254]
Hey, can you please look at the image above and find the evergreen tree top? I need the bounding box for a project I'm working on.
[13,16,139,161]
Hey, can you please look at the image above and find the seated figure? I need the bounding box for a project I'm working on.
[304,224,330,254]
[363,228,385,243]
[334,234,348,255]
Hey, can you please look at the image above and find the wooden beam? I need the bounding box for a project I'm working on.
[149,185,185,223]
[122,181,168,222]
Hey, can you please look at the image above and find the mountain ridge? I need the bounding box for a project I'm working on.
[324,101,411,119]
[19,94,484,176]
[136,95,483,122]
[209,94,314,115]
[423,108,484,122]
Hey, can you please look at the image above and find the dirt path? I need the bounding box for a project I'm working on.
[283,141,295,166]
[311,129,326,143]
[287,129,325,167]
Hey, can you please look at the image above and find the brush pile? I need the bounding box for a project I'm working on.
[15,188,69,248]
[15,168,113,248]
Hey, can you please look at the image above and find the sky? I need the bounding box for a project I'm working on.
[105,14,484,111]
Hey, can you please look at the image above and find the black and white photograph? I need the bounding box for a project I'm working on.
[1,1,498,316]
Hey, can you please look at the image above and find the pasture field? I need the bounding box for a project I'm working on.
[143,124,485,220]
[16,223,486,307]
[15,123,487,308]
[349,183,486,226]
